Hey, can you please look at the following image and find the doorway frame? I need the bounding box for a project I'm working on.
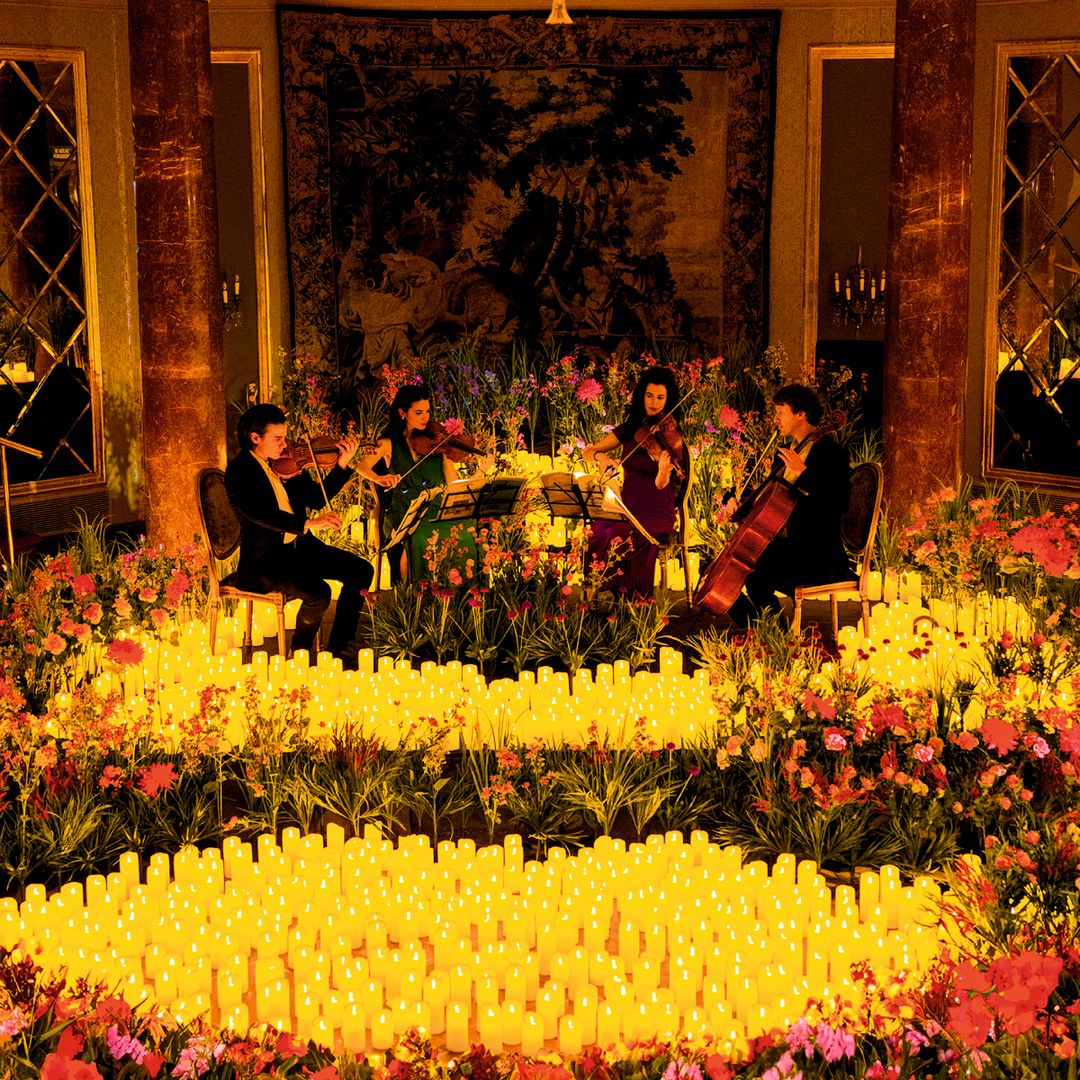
[804,44,895,371]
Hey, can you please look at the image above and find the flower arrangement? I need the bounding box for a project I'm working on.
[896,482,1080,630]
[0,518,206,711]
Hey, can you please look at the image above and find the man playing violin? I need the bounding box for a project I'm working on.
[225,403,374,664]
[582,365,688,599]
[725,384,851,628]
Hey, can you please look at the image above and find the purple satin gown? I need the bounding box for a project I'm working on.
[586,424,678,599]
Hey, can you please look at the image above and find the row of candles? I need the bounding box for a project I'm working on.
[58,588,1050,751]
[3,830,943,1055]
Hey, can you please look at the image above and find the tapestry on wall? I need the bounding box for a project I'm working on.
[278,7,778,383]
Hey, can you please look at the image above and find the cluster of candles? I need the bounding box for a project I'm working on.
[2,830,942,1055]
[62,585,1048,751]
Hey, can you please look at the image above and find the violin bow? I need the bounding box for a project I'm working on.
[394,428,455,487]
[302,432,334,509]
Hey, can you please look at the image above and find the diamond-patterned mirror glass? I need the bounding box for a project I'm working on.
[0,56,95,484]
[993,50,1080,479]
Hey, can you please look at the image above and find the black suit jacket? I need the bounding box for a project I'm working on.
[224,450,352,588]
[784,435,852,582]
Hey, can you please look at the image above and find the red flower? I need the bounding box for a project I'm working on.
[71,574,97,597]
[41,1054,103,1080]
[106,639,144,667]
[980,715,1019,757]
[137,762,177,797]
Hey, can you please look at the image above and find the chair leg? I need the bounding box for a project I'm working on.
[860,596,871,637]
[276,604,287,659]
[830,594,840,639]
[792,595,802,636]
[244,600,254,649]
[208,598,220,656]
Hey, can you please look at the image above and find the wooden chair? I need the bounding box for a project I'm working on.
[658,447,694,604]
[792,461,884,639]
[196,467,288,656]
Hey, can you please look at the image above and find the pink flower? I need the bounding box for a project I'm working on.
[106,639,144,667]
[913,744,935,763]
[71,573,97,597]
[113,596,132,618]
[150,608,169,630]
[1010,522,1072,576]
[99,765,125,790]
[447,568,463,586]
[72,624,91,645]
[106,1023,145,1064]
[83,602,103,625]
[442,417,465,436]
[138,587,158,602]
[576,377,604,404]
[42,634,67,656]
[718,405,743,431]
[137,762,177,797]
[823,728,847,751]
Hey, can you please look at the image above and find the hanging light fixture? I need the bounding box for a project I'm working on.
[546,0,572,25]
[831,245,885,334]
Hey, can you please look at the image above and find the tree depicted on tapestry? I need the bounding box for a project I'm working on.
[279,12,778,382]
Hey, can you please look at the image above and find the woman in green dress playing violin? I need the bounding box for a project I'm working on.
[357,385,476,583]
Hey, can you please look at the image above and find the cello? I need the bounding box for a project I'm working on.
[692,412,845,616]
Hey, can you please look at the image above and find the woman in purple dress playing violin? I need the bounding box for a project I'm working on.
[581,366,688,599]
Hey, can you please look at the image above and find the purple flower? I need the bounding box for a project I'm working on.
[107,1023,146,1063]
[814,1021,855,1062]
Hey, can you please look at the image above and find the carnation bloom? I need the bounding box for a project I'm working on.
[576,377,603,403]
[71,573,97,597]
[137,762,177,797]
[42,633,67,656]
[107,638,144,667]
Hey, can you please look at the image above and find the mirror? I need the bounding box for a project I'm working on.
[0,52,98,485]
[990,46,1080,484]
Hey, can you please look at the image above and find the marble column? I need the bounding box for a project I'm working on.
[129,0,226,551]
[882,0,975,521]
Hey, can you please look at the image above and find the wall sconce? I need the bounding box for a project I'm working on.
[222,272,242,332]
[831,245,885,334]
[546,0,572,25]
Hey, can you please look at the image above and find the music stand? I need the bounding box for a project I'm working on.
[0,436,43,568]
[381,487,442,552]
[434,475,526,525]
[537,471,658,546]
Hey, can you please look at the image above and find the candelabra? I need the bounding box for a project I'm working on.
[222,272,242,332]
[831,246,885,333]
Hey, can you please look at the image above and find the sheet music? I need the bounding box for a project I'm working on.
[381,487,441,550]
[538,471,658,547]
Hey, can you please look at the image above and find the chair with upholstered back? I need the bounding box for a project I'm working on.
[196,468,288,656]
[657,447,695,605]
[792,461,883,639]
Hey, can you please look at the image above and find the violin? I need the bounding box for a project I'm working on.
[271,435,344,479]
[407,421,486,464]
[633,414,685,480]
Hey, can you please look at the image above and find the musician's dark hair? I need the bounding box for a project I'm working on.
[773,384,824,426]
[380,384,430,444]
[624,365,681,431]
[236,403,286,452]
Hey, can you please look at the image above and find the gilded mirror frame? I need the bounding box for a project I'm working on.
[0,46,103,492]
[984,40,1080,493]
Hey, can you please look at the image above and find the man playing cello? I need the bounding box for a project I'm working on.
[722,384,851,628]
